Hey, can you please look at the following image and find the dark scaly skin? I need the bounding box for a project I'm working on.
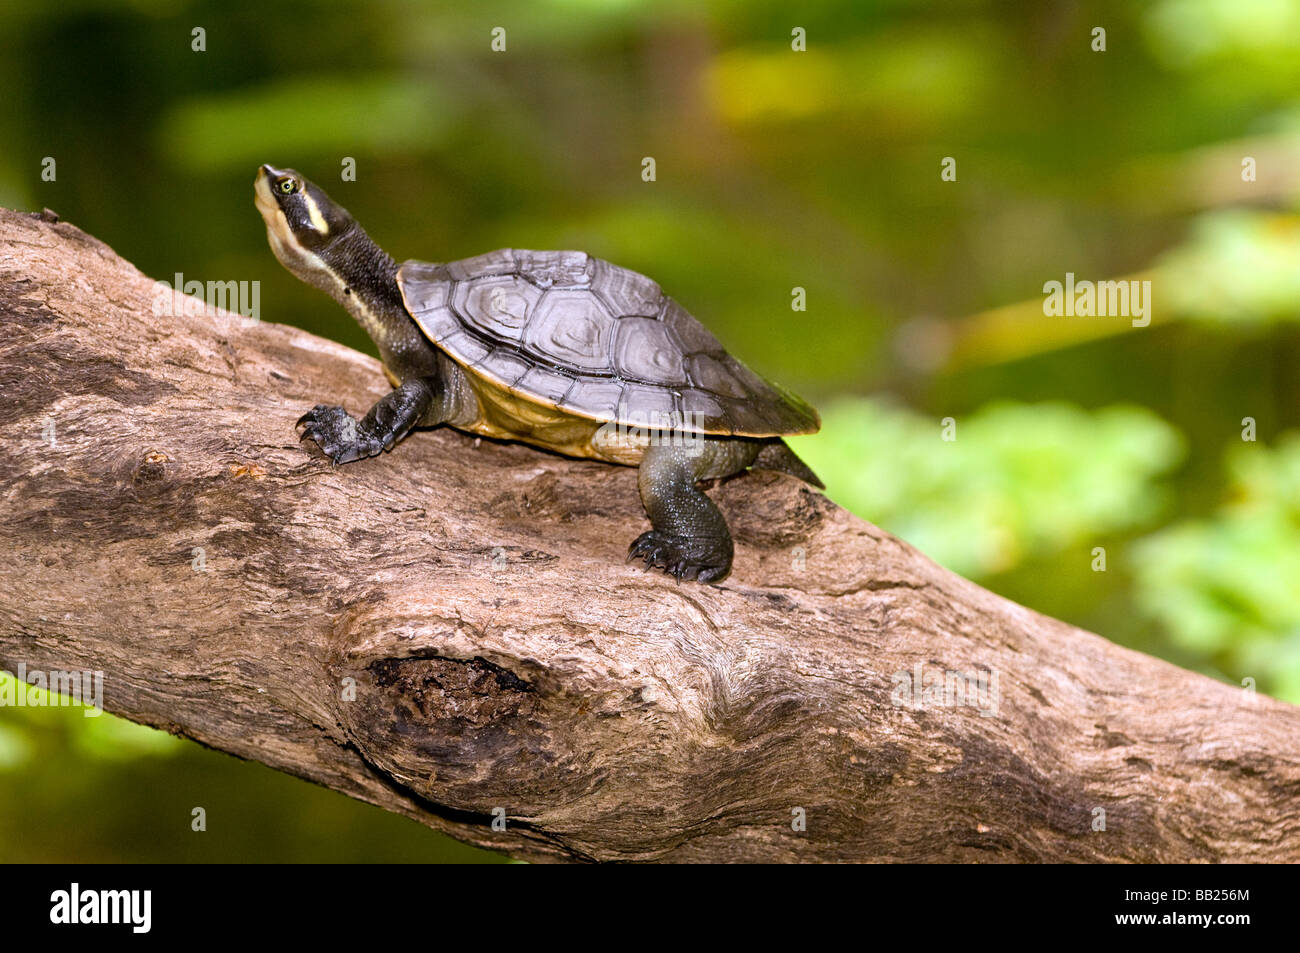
[629,439,762,582]
[298,378,435,464]
[255,164,813,583]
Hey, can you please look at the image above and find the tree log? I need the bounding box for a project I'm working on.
[0,207,1296,863]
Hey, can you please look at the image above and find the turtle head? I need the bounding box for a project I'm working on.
[255,164,358,286]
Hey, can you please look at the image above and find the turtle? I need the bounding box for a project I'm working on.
[254,163,822,582]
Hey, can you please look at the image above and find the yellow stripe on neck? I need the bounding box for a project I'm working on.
[302,192,330,235]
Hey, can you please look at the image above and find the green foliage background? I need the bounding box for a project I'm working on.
[1,0,1297,861]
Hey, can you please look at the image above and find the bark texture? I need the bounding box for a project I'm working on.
[1,207,1297,863]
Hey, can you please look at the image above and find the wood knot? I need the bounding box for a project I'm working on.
[724,478,831,549]
[332,653,549,807]
[132,451,169,485]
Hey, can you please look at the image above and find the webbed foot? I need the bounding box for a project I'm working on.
[627,530,732,583]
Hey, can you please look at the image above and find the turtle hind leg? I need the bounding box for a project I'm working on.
[298,377,436,464]
[628,438,757,583]
[752,439,824,489]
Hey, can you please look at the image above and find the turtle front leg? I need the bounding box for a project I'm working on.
[628,439,758,583]
[297,377,436,464]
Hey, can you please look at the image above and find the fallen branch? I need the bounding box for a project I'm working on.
[0,207,1297,862]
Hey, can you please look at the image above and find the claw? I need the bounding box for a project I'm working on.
[627,530,730,583]
[294,403,380,465]
[297,404,333,429]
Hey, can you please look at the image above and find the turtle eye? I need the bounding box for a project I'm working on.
[277,177,298,195]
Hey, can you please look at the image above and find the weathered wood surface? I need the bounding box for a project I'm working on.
[0,207,1297,862]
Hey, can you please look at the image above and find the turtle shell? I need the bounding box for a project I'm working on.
[397,250,819,437]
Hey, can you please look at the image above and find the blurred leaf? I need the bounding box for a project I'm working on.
[0,671,181,762]
[75,712,183,761]
[0,721,34,772]
[707,29,995,126]
[1132,433,1300,700]
[1157,209,1300,323]
[791,399,1185,577]
[943,208,1300,373]
[160,74,459,171]
[1145,0,1300,70]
